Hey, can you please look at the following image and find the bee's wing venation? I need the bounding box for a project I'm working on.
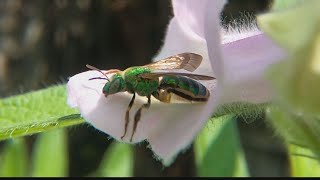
[139,72,215,80]
[144,52,202,72]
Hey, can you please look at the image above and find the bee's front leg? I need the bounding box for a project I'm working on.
[121,93,136,140]
[130,95,151,142]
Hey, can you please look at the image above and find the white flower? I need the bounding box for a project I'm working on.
[67,0,286,166]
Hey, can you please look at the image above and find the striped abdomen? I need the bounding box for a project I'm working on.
[159,76,210,102]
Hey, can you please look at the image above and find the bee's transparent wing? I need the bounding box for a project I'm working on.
[139,72,215,80]
[144,53,202,72]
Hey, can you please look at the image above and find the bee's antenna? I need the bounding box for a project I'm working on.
[86,64,110,82]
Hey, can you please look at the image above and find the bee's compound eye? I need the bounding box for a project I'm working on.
[102,74,126,95]
[103,80,118,94]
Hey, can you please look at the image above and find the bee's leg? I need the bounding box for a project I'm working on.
[121,93,136,140]
[152,89,171,103]
[130,95,151,142]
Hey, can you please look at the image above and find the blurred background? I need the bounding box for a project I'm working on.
[0,0,289,177]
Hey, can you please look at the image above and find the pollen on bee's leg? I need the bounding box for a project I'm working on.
[152,90,172,103]
[121,93,135,140]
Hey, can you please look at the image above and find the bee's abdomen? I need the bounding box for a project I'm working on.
[159,76,210,101]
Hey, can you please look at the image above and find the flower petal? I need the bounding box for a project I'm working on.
[172,0,208,38]
[67,70,217,165]
[147,81,217,166]
[147,0,225,165]
[67,70,148,143]
[153,18,211,76]
[153,0,227,77]
[220,33,287,104]
[205,0,227,80]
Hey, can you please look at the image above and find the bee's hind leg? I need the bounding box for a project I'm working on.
[121,93,135,140]
[130,95,151,142]
[152,89,171,103]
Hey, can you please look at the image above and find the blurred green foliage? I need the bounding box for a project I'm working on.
[259,0,320,177]
[0,138,27,177]
[94,142,133,177]
[195,115,249,177]
[32,129,68,177]
[0,129,69,177]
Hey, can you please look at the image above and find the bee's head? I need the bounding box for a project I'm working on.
[102,73,126,96]
[86,64,126,97]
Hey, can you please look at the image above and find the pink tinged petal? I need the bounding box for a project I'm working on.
[205,0,227,81]
[148,81,217,166]
[148,0,226,165]
[202,0,227,106]
[220,33,287,104]
[153,17,211,75]
[172,0,208,38]
[153,0,219,76]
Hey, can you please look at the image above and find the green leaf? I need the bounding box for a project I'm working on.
[31,128,69,177]
[194,115,249,177]
[95,142,133,177]
[0,85,85,140]
[289,144,320,177]
[0,138,28,177]
[271,0,306,10]
[266,106,320,161]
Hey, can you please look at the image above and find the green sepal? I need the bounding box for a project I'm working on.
[258,0,320,52]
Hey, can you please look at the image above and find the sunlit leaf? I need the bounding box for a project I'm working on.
[0,85,85,140]
[289,144,320,177]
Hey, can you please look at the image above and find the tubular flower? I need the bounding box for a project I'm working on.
[67,0,286,165]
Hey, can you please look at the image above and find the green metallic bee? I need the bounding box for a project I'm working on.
[86,52,215,142]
